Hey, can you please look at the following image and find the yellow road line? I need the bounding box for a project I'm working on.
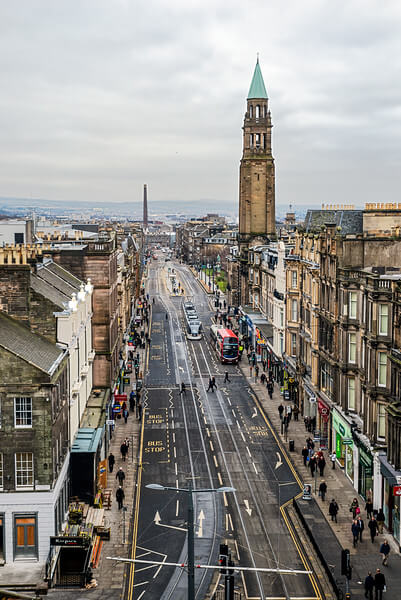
[128,407,146,598]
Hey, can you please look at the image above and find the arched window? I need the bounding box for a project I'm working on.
[255,105,260,119]
[249,105,253,118]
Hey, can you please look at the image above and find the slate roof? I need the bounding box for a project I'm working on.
[303,210,363,234]
[0,312,65,375]
[35,261,81,297]
[43,260,82,290]
[30,273,68,309]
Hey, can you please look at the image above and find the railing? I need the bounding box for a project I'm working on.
[213,588,242,600]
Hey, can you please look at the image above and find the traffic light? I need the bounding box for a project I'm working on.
[341,549,350,576]
[219,543,229,575]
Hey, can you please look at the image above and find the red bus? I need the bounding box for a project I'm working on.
[210,326,239,364]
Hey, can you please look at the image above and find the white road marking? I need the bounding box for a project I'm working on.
[240,431,246,442]
[227,398,232,406]
[252,461,258,474]
[213,455,218,468]
[244,499,252,516]
[275,452,283,470]
[209,440,214,452]
[175,463,178,475]
[228,513,234,531]
[176,499,179,517]
[251,407,258,419]
[217,472,223,485]
[172,432,176,443]
[246,446,252,457]
[174,447,176,458]
[223,491,228,507]
[196,509,205,538]
[232,409,236,418]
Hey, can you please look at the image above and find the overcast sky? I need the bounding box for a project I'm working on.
[1,0,401,211]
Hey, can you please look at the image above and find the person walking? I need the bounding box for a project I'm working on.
[330,452,336,469]
[224,371,230,384]
[207,377,214,392]
[309,454,317,477]
[319,480,327,501]
[116,467,125,487]
[123,408,129,424]
[137,400,143,420]
[374,568,386,600]
[120,441,128,462]
[366,498,374,519]
[357,515,365,542]
[376,509,385,534]
[129,391,136,412]
[350,497,359,519]
[267,381,273,399]
[329,499,339,522]
[179,382,187,396]
[379,539,390,566]
[368,516,379,543]
[116,486,125,510]
[351,520,359,547]
[318,455,326,477]
[108,453,115,473]
[301,446,309,467]
[364,571,374,600]
[278,404,284,421]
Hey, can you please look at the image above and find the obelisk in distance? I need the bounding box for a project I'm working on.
[143,184,148,230]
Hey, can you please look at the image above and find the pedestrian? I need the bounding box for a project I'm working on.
[108,453,115,473]
[260,372,266,385]
[123,408,129,424]
[330,452,336,469]
[207,377,213,392]
[329,499,339,522]
[255,365,259,378]
[129,392,136,412]
[116,486,125,510]
[319,480,327,501]
[357,515,365,542]
[379,539,390,566]
[120,441,128,461]
[179,382,187,396]
[374,568,386,600]
[309,455,316,477]
[368,516,379,543]
[376,509,385,534]
[301,446,309,467]
[278,404,284,421]
[137,400,143,420]
[350,497,359,519]
[366,498,374,520]
[224,371,230,383]
[293,404,299,421]
[267,381,273,399]
[116,467,125,487]
[304,416,310,431]
[352,520,359,547]
[364,571,374,600]
[318,455,326,477]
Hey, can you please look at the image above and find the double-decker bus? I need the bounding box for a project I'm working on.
[210,325,239,363]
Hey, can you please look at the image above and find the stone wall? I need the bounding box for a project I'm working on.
[0,265,31,323]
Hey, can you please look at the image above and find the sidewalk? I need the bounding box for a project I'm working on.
[244,372,401,598]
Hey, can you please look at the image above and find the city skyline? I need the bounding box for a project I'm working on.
[1,1,400,209]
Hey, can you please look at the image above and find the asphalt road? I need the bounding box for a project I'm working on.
[128,257,321,600]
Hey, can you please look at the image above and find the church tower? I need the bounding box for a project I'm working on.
[238,59,276,303]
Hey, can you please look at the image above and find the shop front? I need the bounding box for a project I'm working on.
[356,439,373,501]
[332,409,354,482]
[303,383,317,421]
[317,398,330,450]
[379,454,401,549]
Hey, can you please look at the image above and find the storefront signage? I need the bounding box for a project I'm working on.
[332,411,352,439]
[50,536,89,547]
[343,438,353,445]
[393,485,401,496]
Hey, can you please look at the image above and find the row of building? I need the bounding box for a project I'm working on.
[0,218,143,565]
[222,204,401,550]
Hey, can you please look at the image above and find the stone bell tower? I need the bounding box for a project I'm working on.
[238,59,276,304]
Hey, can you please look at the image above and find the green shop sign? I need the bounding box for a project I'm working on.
[332,411,352,439]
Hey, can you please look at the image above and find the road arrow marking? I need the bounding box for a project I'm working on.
[251,407,258,419]
[244,500,252,516]
[154,511,186,532]
[275,452,283,469]
[178,366,184,372]
[196,509,205,538]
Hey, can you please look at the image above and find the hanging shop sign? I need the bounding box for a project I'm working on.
[332,410,352,439]
[393,485,401,496]
[318,399,330,423]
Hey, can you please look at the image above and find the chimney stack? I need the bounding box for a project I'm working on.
[143,184,148,230]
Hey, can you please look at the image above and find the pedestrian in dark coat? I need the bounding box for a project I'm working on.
[123,408,129,424]
[301,446,309,467]
[329,499,339,522]
[318,456,326,476]
[319,480,327,501]
[364,571,374,600]
[380,539,390,566]
[120,442,128,461]
[267,381,273,399]
[357,516,365,542]
[366,499,374,519]
[116,467,125,486]
[108,453,115,473]
[368,516,379,543]
[278,404,284,420]
[309,455,316,477]
[374,569,386,600]
[116,486,125,510]
[207,377,214,392]
[376,509,385,534]
[224,371,230,383]
[129,393,136,412]
[351,520,359,547]
[350,497,359,519]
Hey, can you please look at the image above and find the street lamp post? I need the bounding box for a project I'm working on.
[146,483,235,600]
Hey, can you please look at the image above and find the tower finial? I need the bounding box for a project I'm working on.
[256,52,259,63]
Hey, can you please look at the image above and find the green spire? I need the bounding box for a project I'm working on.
[247,58,268,99]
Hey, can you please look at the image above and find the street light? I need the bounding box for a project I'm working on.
[146,482,236,600]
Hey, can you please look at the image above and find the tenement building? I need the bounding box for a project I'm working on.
[286,203,401,548]
[238,59,276,304]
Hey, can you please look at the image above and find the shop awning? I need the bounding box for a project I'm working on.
[379,453,401,486]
